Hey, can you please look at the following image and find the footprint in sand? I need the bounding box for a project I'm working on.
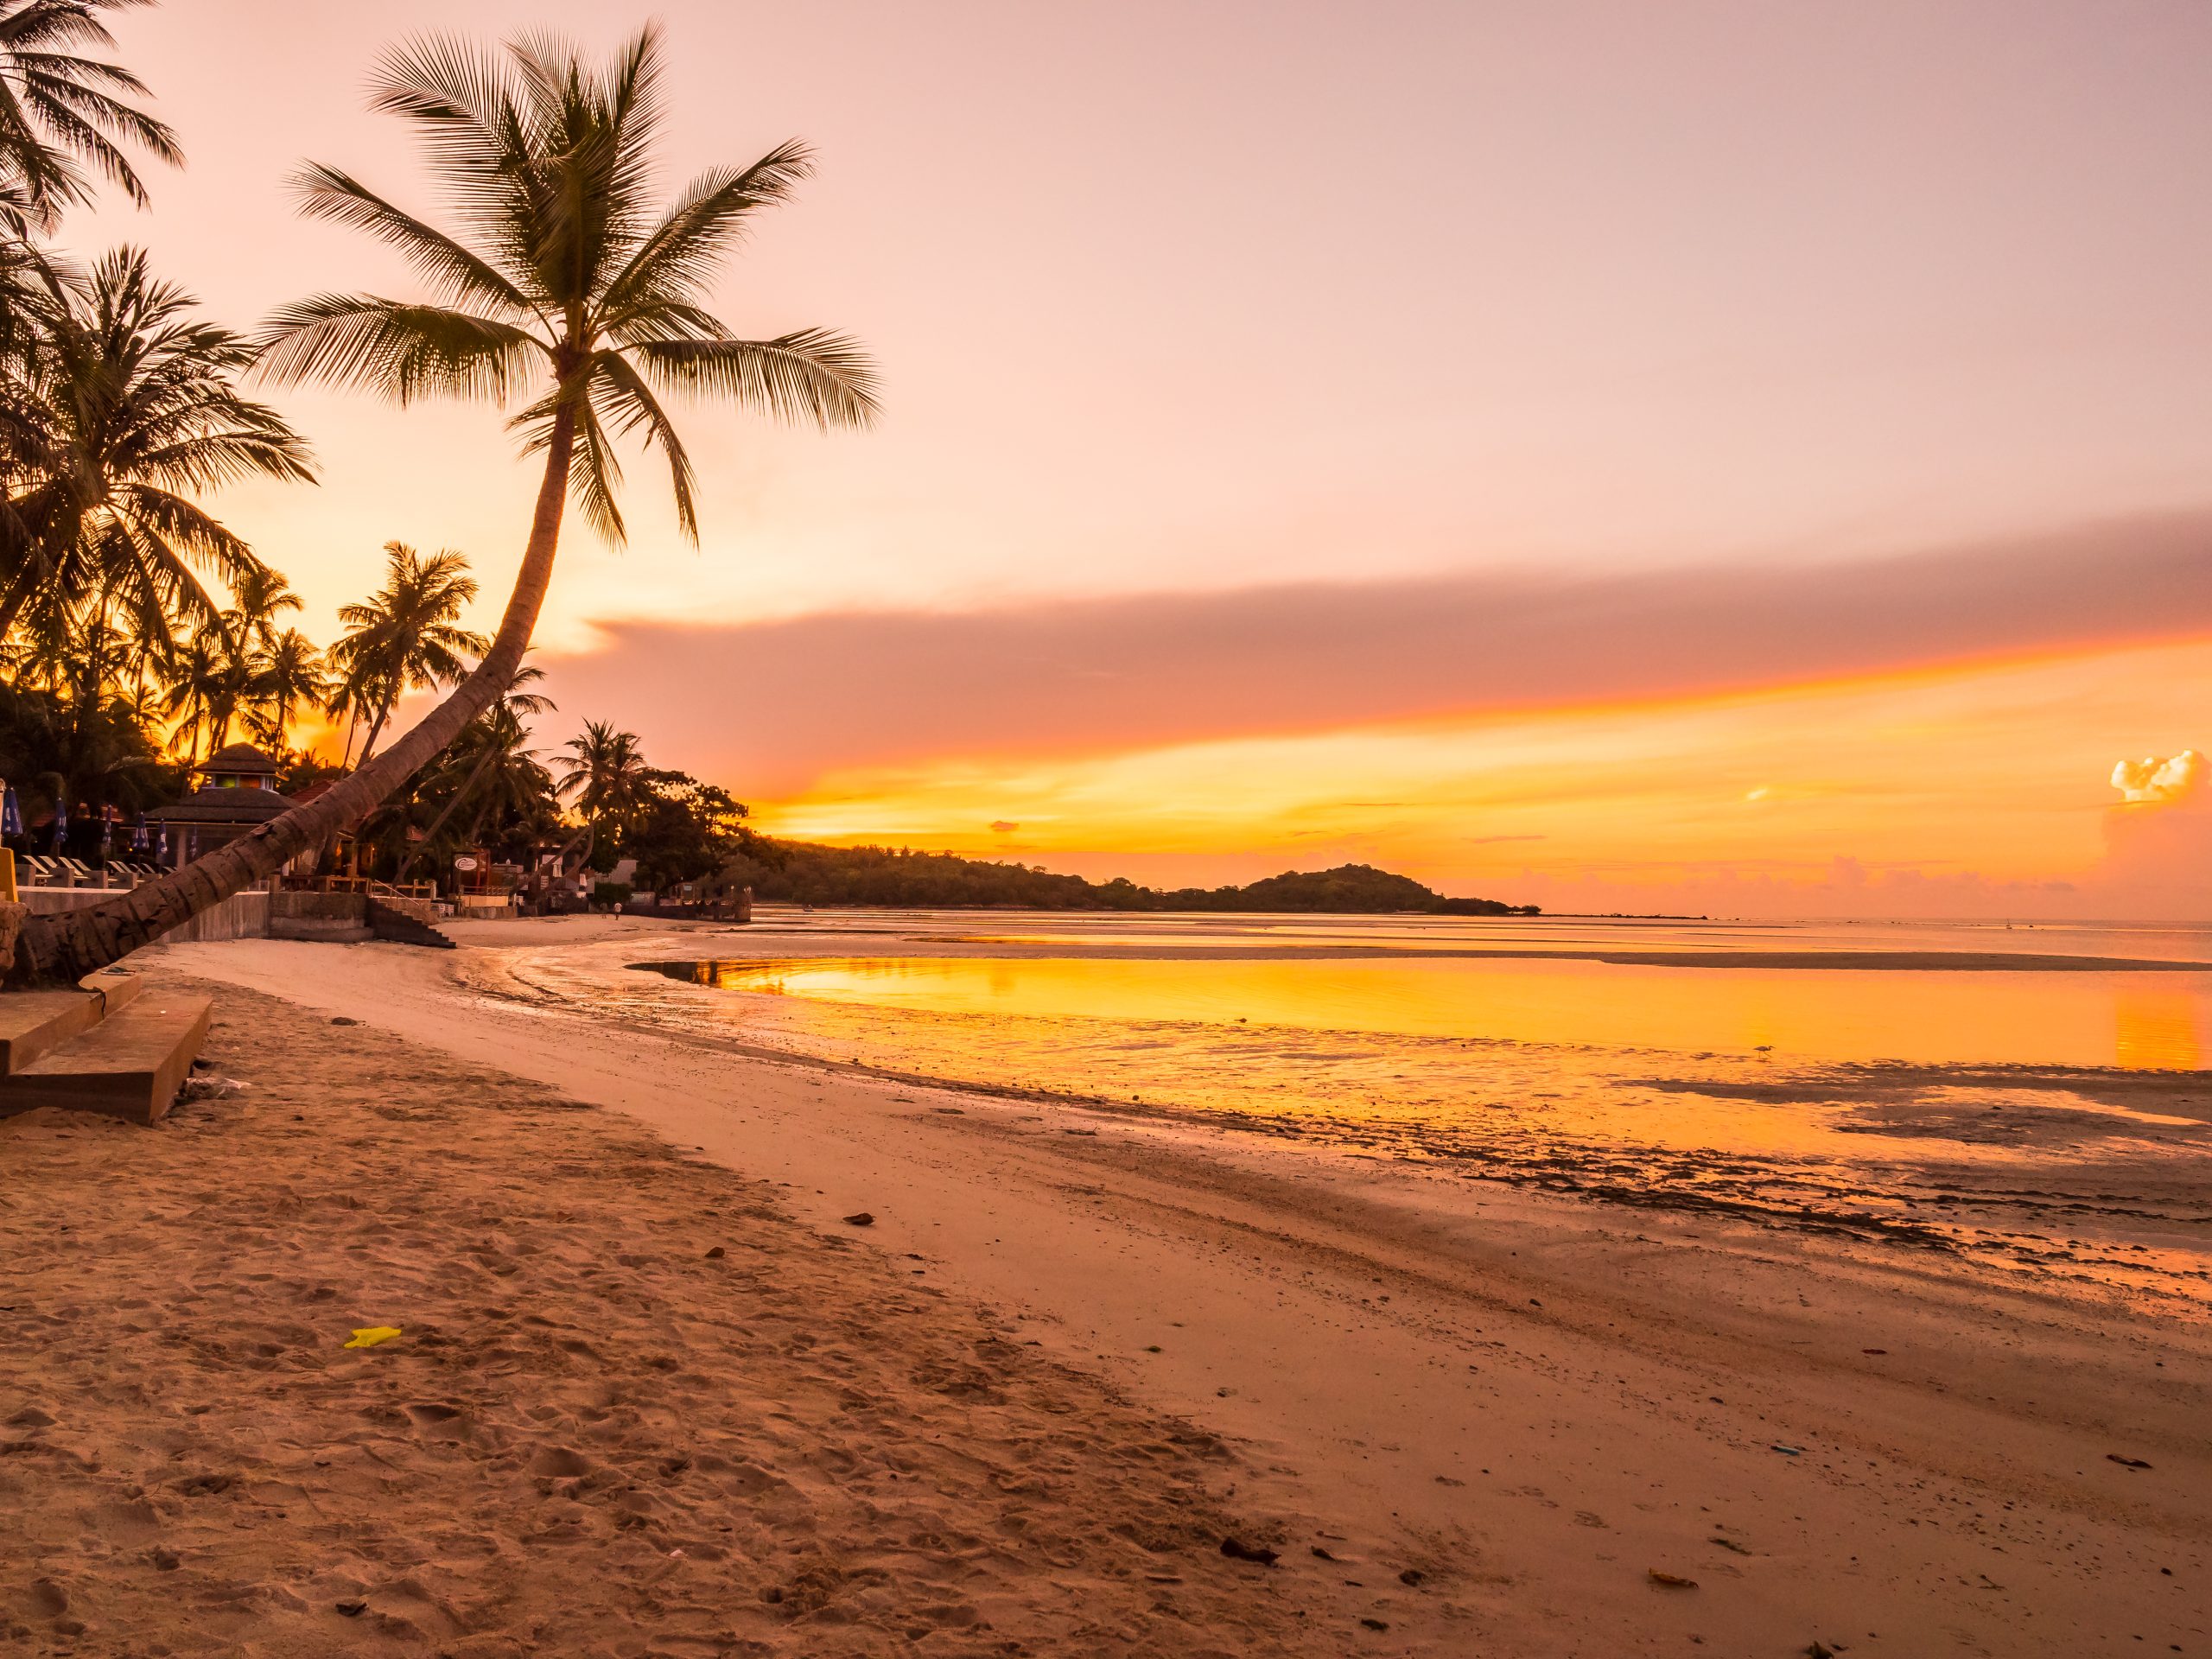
[403,1402,472,1440]
[531,1446,594,1479]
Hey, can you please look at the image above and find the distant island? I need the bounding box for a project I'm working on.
[719,840,1539,915]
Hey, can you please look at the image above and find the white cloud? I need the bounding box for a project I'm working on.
[2111,750,2207,805]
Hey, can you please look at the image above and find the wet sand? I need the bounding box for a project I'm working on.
[102,918,2212,1656]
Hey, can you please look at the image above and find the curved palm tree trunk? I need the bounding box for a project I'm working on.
[9,408,576,985]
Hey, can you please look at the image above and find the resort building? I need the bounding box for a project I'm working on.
[147,743,292,867]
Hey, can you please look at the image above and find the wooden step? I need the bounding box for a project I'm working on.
[0,992,213,1124]
[0,976,142,1076]
[84,972,144,1019]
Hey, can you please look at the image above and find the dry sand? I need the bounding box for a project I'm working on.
[0,977,1422,1656]
[7,921,2210,1656]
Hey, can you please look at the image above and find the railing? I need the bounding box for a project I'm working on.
[314,874,435,900]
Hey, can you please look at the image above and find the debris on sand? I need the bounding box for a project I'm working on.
[842,1212,876,1227]
[1221,1537,1281,1567]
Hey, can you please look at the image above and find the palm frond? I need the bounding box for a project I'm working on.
[593,350,696,541]
[292,162,542,322]
[564,383,626,543]
[255,293,543,404]
[633,328,880,429]
[598,141,814,319]
[110,484,258,575]
[0,1,179,223]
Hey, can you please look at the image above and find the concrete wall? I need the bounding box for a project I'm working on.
[269,892,366,922]
[161,892,270,944]
[21,887,272,945]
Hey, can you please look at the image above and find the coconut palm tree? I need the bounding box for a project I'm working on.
[0,248,315,643]
[555,717,650,867]
[221,563,301,656]
[446,701,556,849]
[108,590,170,724]
[13,24,875,982]
[324,542,486,764]
[396,663,553,880]
[244,626,327,755]
[155,627,247,762]
[0,0,181,233]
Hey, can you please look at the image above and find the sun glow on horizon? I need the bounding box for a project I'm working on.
[754,636,2212,915]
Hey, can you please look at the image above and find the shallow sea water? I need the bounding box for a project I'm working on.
[505,911,2212,1300]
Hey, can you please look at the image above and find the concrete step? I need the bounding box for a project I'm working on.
[0,992,213,1124]
[0,976,143,1076]
[366,897,455,950]
[270,918,376,944]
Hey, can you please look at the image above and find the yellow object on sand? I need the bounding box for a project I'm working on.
[344,1325,403,1349]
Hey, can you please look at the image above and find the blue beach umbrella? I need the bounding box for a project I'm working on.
[1,785,20,838]
[186,824,200,862]
[131,817,149,853]
[156,824,168,863]
[52,797,67,839]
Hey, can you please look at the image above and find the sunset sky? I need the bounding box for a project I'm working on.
[70,2,2212,915]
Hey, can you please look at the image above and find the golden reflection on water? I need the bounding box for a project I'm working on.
[574,934,2212,1295]
[671,955,2212,1071]
[2116,992,2203,1071]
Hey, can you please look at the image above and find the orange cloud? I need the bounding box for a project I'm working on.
[543,511,2212,798]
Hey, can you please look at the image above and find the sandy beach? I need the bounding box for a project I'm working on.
[6,920,2209,1656]
[0,969,1433,1656]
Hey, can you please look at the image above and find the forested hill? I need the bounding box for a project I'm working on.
[724,839,1538,914]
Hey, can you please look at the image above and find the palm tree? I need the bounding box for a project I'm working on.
[0,1,181,233]
[555,717,649,868]
[396,663,552,880]
[245,626,327,755]
[0,248,315,643]
[152,632,215,761]
[448,702,556,848]
[222,563,301,655]
[14,24,875,981]
[108,592,169,725]
[324,542,486,763]
[156,627,247,762]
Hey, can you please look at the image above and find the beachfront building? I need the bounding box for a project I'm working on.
[147,743,293,868]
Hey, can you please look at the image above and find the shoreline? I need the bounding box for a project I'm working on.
[502,921,2212,1301]
[132,923,2212,1656]
[681,948,2212,972]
